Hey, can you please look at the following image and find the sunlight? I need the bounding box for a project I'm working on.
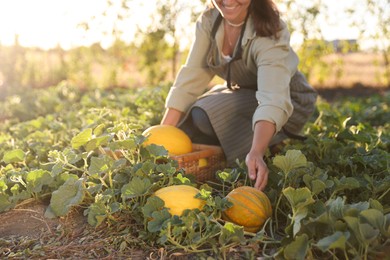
[0,0,111,49]
[0,0,380,50]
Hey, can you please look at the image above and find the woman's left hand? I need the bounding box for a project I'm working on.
[246,151,269,190]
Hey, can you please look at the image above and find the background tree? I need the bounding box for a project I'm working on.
[354,0,389,86]
[276,0,334,82]
[135,0,202,84]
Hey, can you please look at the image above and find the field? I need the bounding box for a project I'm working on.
[310,52,388,89]
[0,81,389,259]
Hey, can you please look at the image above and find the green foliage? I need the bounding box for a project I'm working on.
[296,39,334,83]
[0,84,389,258]
[137,29,170,85]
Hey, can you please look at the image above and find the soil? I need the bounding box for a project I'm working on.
[0,199,148,259]
[315,83,389,101]
[0,199,59,238]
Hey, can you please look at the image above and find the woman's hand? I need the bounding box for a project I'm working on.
[246,151,269,190]
[247,120,276,190]
[161,108,184,126]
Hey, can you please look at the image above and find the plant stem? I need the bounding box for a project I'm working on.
[108,170,113,188]
[377,187,390,201]
[275,173,288,231]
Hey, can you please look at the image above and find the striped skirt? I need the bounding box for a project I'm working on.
[178,72,317,166]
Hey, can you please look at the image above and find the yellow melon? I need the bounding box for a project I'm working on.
[142,125,192,155]
[154,185,206,216]
[198,158,208,167]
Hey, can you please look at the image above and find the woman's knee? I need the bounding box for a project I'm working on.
[191,107,216,137]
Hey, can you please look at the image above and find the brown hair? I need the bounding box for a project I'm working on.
[208,0,281,38]
[250,0,281,38]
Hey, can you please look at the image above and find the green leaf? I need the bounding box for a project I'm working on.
[174,173,191,184]
[156,163,177,175]
[327,197,346,220]
[196,188,212,200]
[88,156,112,176]
[310,179,327,195]
[217,171,231,182]
[51,162,64,176]
[145,144,168,157]
[26,169,54,193]
[217,169,241,183]
[283,234,309,260]
[345,201,370,217]
[142,196,165,219]
[71,128,93,149]
[359,223,380,244]
[333,177,360,193]
[109,202,121,213]
[219,222,245,245]
[93,123,106,136]
[45,178,85,217]
[0,194,13,212]
[292,208,308,237]
[2,149,25,163]
[315,231,350,252]
[214,196,233,211]
[273,150,307,174]
[0,179,7,193]
[109,139,137,150]
[344,216,361,243]
[360,209,385,233]
[64,148,83,164]
[369,199,384,212]
[139,161,156,175]
[85,135,111,152]
[121,177,152,200]
[304,174,327,195]
[283,187,315,236]
[86,202,107,227]
[147,209,171,232]
[283,187,314,209]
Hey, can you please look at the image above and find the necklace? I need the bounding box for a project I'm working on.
[225,19,245,27]
[224,21,242,48]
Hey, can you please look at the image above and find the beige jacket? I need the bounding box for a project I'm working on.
[165,7,315,134]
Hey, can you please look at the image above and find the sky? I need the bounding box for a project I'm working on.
[0,0,380,50]
[0,0,146,49]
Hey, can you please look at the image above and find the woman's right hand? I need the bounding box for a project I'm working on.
[161,108,184,126]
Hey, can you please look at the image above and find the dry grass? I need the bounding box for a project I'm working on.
[310,52,388,88]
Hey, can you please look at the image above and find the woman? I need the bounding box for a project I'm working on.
[161,0,317,190]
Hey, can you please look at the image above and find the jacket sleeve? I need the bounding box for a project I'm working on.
[251,24,298,133]
[164,10,216,113]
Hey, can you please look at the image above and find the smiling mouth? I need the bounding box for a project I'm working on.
[223,5,238,10]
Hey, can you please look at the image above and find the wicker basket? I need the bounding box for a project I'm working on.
[170,144,226,182]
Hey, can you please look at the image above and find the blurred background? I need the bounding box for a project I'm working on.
[0,0,389,95]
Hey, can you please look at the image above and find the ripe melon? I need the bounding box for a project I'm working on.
[142,125,192,155]
[222,186,272,233]
[198,158,208,167]
[154,185,206,216]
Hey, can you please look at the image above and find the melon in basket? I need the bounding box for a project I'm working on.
[142,125,192,155]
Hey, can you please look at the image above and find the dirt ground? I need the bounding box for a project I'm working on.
[0,199,59,238]
[315,83,389,101]
[0,199,149,259]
